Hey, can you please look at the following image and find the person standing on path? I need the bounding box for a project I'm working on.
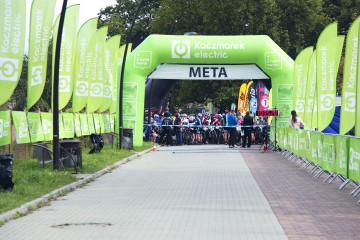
[289,110,304,129]
[227,110,238,148]
[242,111,254,148]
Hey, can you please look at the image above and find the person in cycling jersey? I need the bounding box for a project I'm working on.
[159,112,173,146]
[194,113,203,144]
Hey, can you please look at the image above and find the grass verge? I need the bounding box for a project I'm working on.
[0,141,153,215]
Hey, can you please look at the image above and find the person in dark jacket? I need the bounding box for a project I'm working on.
[242,111,254,148]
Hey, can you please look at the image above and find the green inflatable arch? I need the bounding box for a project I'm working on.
[118,34,294,147]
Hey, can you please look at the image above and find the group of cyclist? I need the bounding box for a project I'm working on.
[143,108,269,148]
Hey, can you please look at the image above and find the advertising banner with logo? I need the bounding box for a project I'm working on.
[316,22,344,131]
[74,113,82,137]
[321,134,336,172]
[12,111,30,144]
[98,35,121,113]
[0,0,26,106]
[0,111,11,146]
[244,80,253,113]
[293,47,313,120]
[237,83,247,113]
[28,112,44,143]
[309,131,323,164]
[59,114,66,139]
[298,129,307,158]
[93,114,101,133]
[304,50,317,129]
[122,35,294,146]
[248,82,258,113]
[87,114,95,134]
[40,112,53,141]
[348,137,360,182]
[72,18,98,112]
[335,135,349,177]
[110,114,116,132]
[102,114,111,133]
[286,128,295,153]
[86,26,108,113]
[341,17,360,134]
[257,81,269,111]
[27,0,57,109]
[52,5,80,111]
[62,113,75,138]
[80,114,90,136]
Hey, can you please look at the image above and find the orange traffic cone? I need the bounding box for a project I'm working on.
[152,143,157,152]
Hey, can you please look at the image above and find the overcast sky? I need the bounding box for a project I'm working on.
[25,0,118,51]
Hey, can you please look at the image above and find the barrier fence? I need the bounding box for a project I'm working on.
[270,127,360,198]
[0,111,116,146]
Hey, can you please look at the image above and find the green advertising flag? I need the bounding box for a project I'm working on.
[12,111,30,144]
[52,5,80,111]
[102,114,111,133]
[293,47,313,120]
[304,50,317,129]
[27,0,57,109]
[348,137,360,182]
[87,26,108,113]
[335,135,349,177]
[80,114,90,136]
[355,18,360,136]
[62,113,74,138]
[93,114,101,133]
[87,114,95,134]
[321,134,336,172]
[74,113,82,137]
[0,111,11,146]
[298,129,307,158]
[316,22,343,131]
[98,35,121,113]
[0,0,26,106]
[72,18,98,112]
[40,112,53,141]
[28,112,44,143]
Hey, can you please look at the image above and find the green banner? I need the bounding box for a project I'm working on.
[62,113,74,139]
[87,26,108,113]
[348,137,360,182]
[40,112,53,141]
[102,114,111,133]
[28,112,44,143]
[309,131,323,164]
[316,22,343,131]
[87,114,95,134]
[72,18,98,112]
[80,114,90,136]
[298,129,307,157]
[0,111,11,146]
[304,50,317,129]
[0,0,26,106]
[12,111,30,144]
[293,47,313,120]
[52,5,80,111]
[59,114,66,139]
[321,134,336,172]
[335,135,349,177]
[98,35,121,113]
[93,114,101,133]
[27,0,56,109]
[110,114,116,132]
[74,113,82,137]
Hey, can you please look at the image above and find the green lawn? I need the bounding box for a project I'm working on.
[0,141,153,215]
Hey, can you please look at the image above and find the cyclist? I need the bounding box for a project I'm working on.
[159,112,173,146]
[194,113,203,144]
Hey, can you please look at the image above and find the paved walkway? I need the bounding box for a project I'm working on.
[1,145,360,239]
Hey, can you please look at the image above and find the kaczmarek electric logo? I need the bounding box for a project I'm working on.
[31,66,43,86]
[344,92,356,112]
[320,94,334,111]
[172,40,191,59]
[0,58,19,81]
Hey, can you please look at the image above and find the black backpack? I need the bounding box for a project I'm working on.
[162,117,172,129]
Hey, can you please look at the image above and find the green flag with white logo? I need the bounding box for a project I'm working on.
[309,131,323,164]
[321,134,336,172]
[59,114,66,139]
[87,26,108,113]
[52,5,80,111]
[40,112,53,141]
[335,135,349,177]
[98,35,121,113]
[316,22,342,131]
[0,0,26,106]
[293,47,313,120]
[80,114,90,136]
[102,114,111,133]
[62,113,74,138]
[348,137,360,182]
[12,111,30,144]
[93,114,101,133]
[28,112,44,143]
[304,50,317,129]
[27,0,56,109]
[0,111,11,146]
[72,18,98,112]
